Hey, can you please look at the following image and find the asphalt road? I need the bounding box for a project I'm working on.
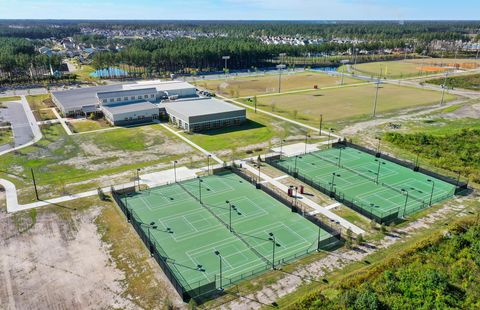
[0,100,34,151]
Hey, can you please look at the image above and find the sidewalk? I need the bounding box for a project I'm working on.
[0,166,200,213]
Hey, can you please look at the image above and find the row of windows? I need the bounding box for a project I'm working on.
[102,94,155,104]
[190,117,244,132]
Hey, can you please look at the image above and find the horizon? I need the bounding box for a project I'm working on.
[0,0,479,20]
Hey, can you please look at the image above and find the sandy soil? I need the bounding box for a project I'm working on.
[0,204,136,310]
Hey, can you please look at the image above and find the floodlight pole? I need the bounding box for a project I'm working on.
[337,147,343,167]
[376,137,382,154]
[30,168,39,201]
[294,155,299,175]
[304,133,310,155]
[319,114,323,135]
[222,56,230,77]
[280,139,284,159]
[440,72,448,106]
[198,178,203,203]
[372,80,380,117]
[173,160,178,183]
[214,251,223,290]
[277,64,286,93]
[268,233,276,269]
[330,173,337,193]
[427,179,435,206]
[136,168,141,191]
[226,200,233,232]
[401,189,409,217]
[207,154,212,175]
[317,226,322,252]
[376,160,382,184]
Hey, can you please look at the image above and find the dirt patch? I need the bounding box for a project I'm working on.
[441,102,480,119]
[0,206,135,310]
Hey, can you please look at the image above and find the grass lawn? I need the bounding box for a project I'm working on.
[182,109,320,160]
[247,83,457,126]
[350,60,443,79]
[426,73,480,91]
[76,64,98,82]
[0,96,20,102]
[0,127,13,145]
[194,71,362,98]
[26,94,54,110]
[0,123,200,203]
[68,119,112,133]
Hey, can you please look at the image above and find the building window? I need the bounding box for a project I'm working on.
[102,99,107,103]
[150,94,155,98]
[124,97,128,101]
[116,97,121,102]
[138,96,142,100]
[131,96,135,100]
[110,98,114,103]
[144,95,148,99]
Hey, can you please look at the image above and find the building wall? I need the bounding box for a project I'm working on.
[102,107,159,126]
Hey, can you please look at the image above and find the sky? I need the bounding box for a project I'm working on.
[0,0,478,20]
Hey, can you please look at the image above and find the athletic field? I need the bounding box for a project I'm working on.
[273,146,456,222]
[194,71,361,97]
[118,171,334,299]
[252,83,457,123]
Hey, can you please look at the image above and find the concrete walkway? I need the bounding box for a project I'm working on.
[52,108,73,135]
[160,123,224,165]
[0,166,200,213]
[240,161,365,235]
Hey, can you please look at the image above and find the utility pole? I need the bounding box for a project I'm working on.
[319,114,323,135]
[440,72,448,106]
[277,64,286,93]
[222,56,230,77]
[372,79,380,117]
[31,168,39,200]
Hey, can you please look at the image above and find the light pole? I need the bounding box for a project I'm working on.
[222,56,230,77]
[427,179,435,206]
[328,128,335,148]
[198,177,203,203]
[173,160,178,183]
[268,232,277,269]
[207,154,212,175]
[294,155,299,175]
[372,79,380,117]
[337,147,343,167]
[304,133,310,154]
[376,137,381,155]
[226,200,239,232]
[136,168,141,191]
[277,64,286,93]
[279,139,286,159]
[440,72,448,106]
[140,221,158,255]
[317,226,322,252]
[330,172,338,193]
[319,114,323,135]
[214,250,223,290]
[401,188,409,217]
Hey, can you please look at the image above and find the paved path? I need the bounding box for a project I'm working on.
[160,123,224,165]
[0,166,200,213]
[0,96,42,156]
[240,161,365,235]
[52,108,73,135]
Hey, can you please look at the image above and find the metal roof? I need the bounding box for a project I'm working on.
[97,87,157,100]
[52,84,123,111]
[162,97,244,118]
[123,80,196,92]
[101,101,158,115]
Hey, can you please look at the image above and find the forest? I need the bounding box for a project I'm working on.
[286,218,480,309]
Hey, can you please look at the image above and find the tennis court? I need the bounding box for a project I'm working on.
[115,171,336,300]
[272,146,457,222]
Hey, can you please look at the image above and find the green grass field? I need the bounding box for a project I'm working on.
[0,128,14,146]
[0,96,20,102]
[273,146,456,222]
[194,71,362,98]
[68,119,112,133]
[426,73,480,91]
[247,83,456,125]
[119,171,335,298]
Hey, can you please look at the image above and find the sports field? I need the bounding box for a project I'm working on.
[251,83,457,123]
[119,171,334,299]
[194,71,361,97]
[273,146,456,222]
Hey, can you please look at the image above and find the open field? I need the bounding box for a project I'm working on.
[245,83,457,126]
[68,119,112,133]
[0,127,13,145]
[426,73,480,91]
[0,96,20,102]
[272,146,457,222]
[182,110,324,161]
[0,123,201,203]
[350,59,480,79]
[26,94,57,121]
[117,171,335,300]
[194,71,362,97]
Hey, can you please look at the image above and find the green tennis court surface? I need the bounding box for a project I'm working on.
[273,146,456,222]
[118,171,335,300]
